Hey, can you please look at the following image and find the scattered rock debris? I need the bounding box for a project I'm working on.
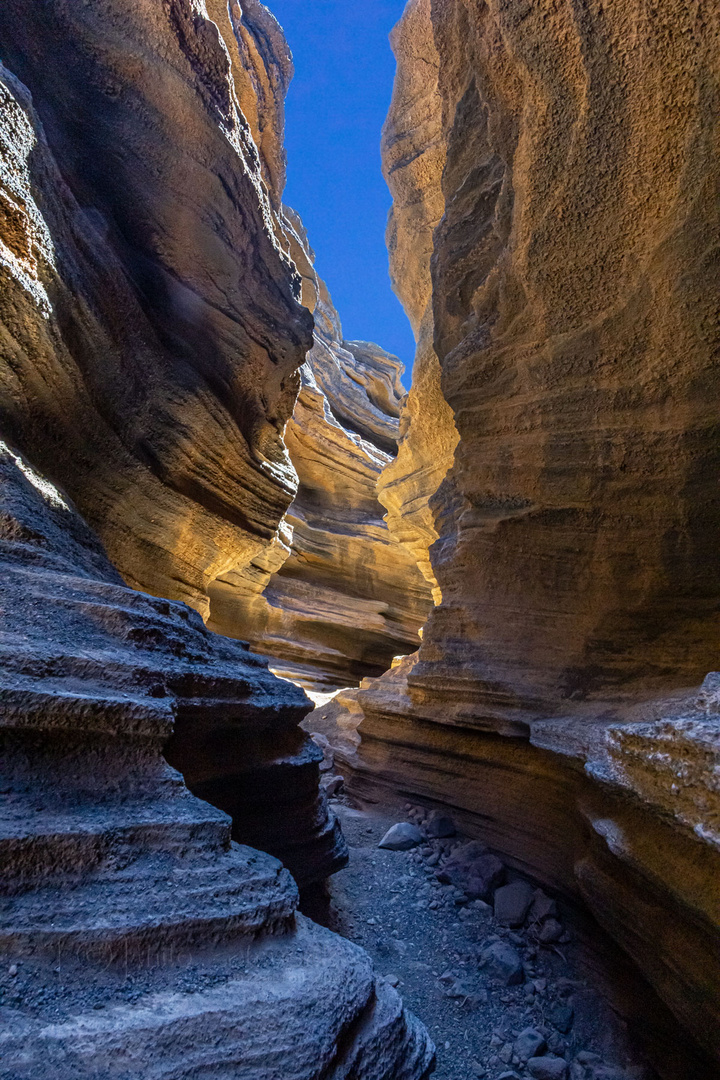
[316,799,658,1080]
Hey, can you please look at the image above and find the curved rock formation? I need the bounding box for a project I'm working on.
[0,441,434,1078]
[0,0,312,619]
[319,0,720,1071]
[0,4,438,1071]
[208,214,433,693]
[378,0,459,601]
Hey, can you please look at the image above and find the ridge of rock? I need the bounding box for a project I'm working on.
[208,210,434,692]
[0,0,311,619]
[0,440,434,1078]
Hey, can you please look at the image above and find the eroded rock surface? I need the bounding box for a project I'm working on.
[209,214,433,692]
[0,2,438,1072]
[0,0,312,619]
[378,0,459,601]
[320,0,720,1071]
[0,442,434,1079]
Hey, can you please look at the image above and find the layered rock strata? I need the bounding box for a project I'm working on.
[378,0,459,601]
[0,442,434,1079]
[0,0,312,618]
[321,0,720,1070]
[209,215,433,692]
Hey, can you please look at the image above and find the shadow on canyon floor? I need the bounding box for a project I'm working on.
[302,798,708,1080]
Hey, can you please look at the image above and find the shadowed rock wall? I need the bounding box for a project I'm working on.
[0,440,434,1079]
[318,0,720,1070]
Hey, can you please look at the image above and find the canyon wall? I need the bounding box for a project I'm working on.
[0,0,311,619]
[209,212,433,692]
[0,0,431,692]
[0,2,437,1074]
[0,440,433,1079]
[378,0,459,600]
[319,0,720,1070]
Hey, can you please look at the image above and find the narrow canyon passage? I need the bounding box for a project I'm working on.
[0,0,718,1078]
[306,797,688,1080]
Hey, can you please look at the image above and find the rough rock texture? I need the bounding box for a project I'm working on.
[378,0,459,601]
[0,434,344,890]
[0,0,313,619]
[0,442,434,1079]
[417,0,720,718]
[320,0,720,1070]
[208,215,433,692]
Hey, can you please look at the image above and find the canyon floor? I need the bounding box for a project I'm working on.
[309,799,659,1080]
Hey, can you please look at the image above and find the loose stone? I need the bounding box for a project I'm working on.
[378,822,424,850]
[528,1055,569,1079]
[494,880,535,927]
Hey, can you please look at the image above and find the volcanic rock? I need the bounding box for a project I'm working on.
[208,225,433,692]
[528,1058,569,1080]
[426,811,456,838]
[321,0,720,1070]
[0,442,434,1078]
[494,882,536,928]
[379,823,424,851]
[480,942,524,987]
[515,1029,548,1062]
[438,847,506,902]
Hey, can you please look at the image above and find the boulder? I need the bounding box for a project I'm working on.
[515,1029,548,1062]
[494,881,536,927]
[480,941,524,986]
[538,919,564,945]
[379,823,424,851]
[528,1057,569,1080]
[437,850,505,901]
[529,890,559,924]
[426,811,456,838]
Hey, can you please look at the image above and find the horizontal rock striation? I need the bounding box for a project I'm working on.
[0,442,434,1079]
[321,0,720,1072]
[0,0,312,618]
[378,0,458,601]
[0,1,438,1074]
[209,213,433,692]
[0,436,343,890]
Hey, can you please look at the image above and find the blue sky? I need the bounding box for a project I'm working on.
[268,0,415,388]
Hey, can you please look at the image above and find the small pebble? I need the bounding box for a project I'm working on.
[8,965,17,978]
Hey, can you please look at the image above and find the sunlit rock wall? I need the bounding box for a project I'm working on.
[378,0,459,602]
[418,0,720,717]
[209,212,433,692]
[0,0,312,619]
[320,0,720,1069]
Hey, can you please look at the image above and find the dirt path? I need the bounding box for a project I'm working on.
[311,798,656,1080]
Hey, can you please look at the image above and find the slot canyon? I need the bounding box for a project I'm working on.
[0,1,718,1078]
